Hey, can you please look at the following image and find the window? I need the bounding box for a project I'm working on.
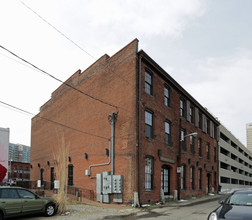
[0,189,19,198]
[68,165,74,186]
[213,125,216,139]
[145,70,153,95]
[198,112,202,129]
[145,157,153,190]
[214,147,217,162]
[198,169,202,190]
[164,86,170,107]
[180,99,185,117]
[181,165,186,190]
[145,110,153,139]
[190,166,195,190]
[214,172,217,188]
[17,189,35,199]
[189,106,194,123]
[40,168,44,185]
[198,138,202,157]
[165,121,171,145]
[180,129,186,151]
[207,119,210,134]
[161,166,170,195]
[190,136,195,154]
[206,143,210,160]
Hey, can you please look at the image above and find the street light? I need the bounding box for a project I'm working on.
[180,132,198,141]
[184,132,198,138]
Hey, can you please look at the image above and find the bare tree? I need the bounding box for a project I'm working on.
[53,134,70,214]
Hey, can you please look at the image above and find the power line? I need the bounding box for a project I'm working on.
[0,100,109,140]
[0,45,119,110]
[19,0,95,60]
[0,51,41,73]
[19,0,130,85]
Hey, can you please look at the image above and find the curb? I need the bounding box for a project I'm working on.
[163,194,223,207]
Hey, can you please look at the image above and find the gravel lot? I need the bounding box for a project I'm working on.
[19,203,139,220]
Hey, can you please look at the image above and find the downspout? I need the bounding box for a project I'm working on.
[138,55,142,205]
[87,112,117,178]
[88,141,111,179]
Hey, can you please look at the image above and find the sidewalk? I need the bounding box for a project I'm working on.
[44,189,223,210]
[163,193,223,207]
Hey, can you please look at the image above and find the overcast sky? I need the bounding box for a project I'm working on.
[0,0,251,146]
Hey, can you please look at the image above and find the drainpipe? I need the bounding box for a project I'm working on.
[88,141,111,179]
[137,55,142,205]
[87,112,117,178]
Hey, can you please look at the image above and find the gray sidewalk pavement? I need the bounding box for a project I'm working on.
[44,189,225,210]
[160,194,224,208]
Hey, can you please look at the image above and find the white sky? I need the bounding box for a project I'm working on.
[0,0,251,146]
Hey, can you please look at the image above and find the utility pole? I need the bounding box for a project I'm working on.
[108,112,118,175]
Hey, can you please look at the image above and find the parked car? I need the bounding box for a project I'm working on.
[208,189,252,220]
[0,186,58,219]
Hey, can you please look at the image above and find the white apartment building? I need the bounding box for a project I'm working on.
[9,143,31,163]
[246,122,252,152]
[219,124,252,192]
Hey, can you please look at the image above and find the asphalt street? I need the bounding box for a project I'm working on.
[12,199,220,220]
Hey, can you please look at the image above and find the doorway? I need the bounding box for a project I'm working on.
[50,167,54,190]
[161,165,170,195]
[207,173,211,193]
[40,168,44,186]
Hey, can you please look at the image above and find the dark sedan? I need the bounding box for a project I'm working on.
[208,189,252,220]
[0,186,58,219]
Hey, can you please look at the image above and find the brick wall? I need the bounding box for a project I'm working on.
[138,55,219,203]
[31,39,139,203]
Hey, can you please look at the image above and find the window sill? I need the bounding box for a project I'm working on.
[164,105,171,109]
[145,136,155,141]
[145,189,154,192]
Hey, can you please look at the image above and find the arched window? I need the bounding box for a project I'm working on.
[68,165,74,186]
[40,168,44,185]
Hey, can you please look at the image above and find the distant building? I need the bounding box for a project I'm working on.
[9,143,30,163]
[246,122,252,152]
[9,161,30,181]
[219,124,252,192]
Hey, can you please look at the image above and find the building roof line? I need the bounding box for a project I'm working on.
[138,49,220,125]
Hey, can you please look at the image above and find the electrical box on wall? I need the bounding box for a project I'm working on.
[112,175,123,193]
[103,171,112,194]
[95,171,123,203]
[96,173,102,202]
[85,169,90,176]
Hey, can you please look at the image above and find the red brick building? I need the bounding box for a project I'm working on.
[30,39,219,204]
[9,161,30,181]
